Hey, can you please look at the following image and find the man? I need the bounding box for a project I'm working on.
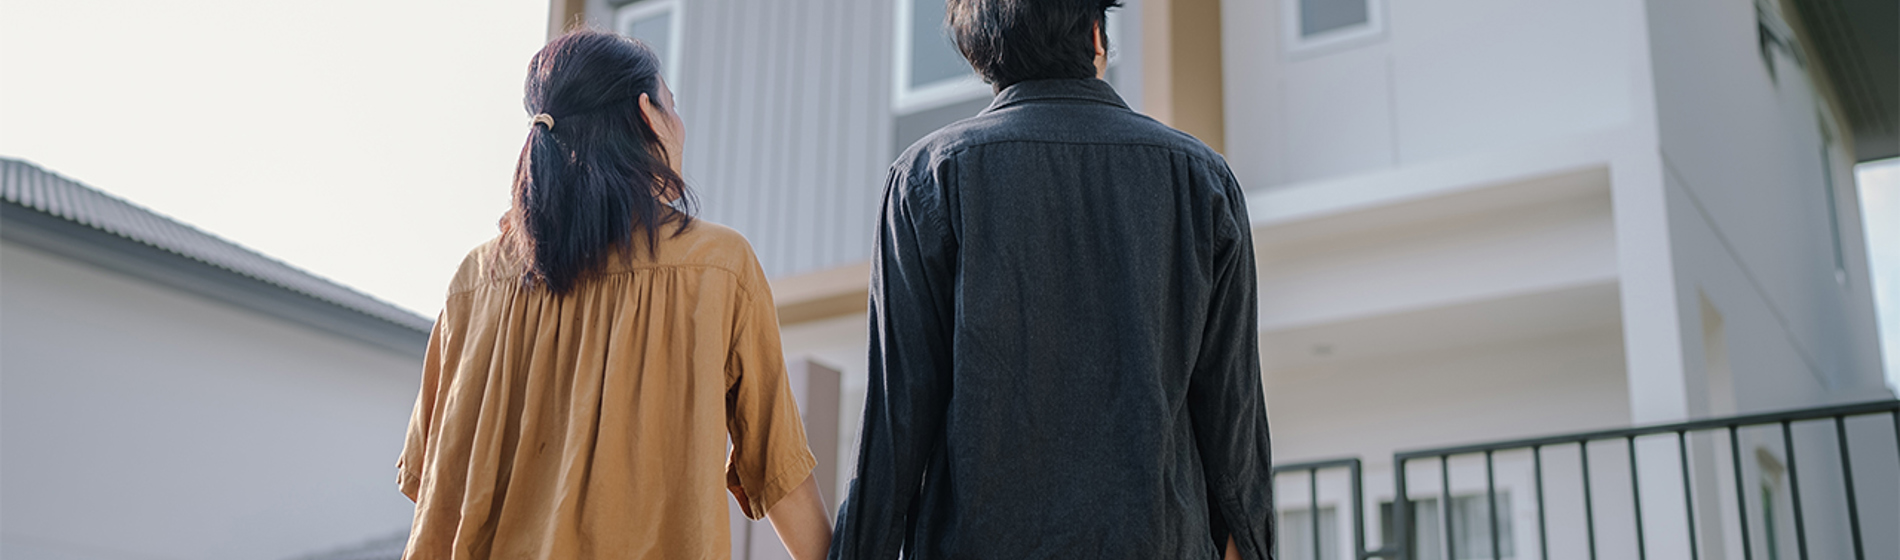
[827,1,1273,559]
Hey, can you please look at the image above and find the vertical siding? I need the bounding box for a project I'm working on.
[640,0,893,279]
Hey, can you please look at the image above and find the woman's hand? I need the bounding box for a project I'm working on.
[766,474,833,560]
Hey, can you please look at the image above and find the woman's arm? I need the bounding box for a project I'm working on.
[767,474,833,560]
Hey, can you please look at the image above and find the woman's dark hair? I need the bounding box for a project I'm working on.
[946,0,1121,89]
[503,30,692,295]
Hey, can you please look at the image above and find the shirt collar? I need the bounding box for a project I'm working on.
[983,78,1130,113]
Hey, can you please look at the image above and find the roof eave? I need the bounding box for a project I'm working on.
[2,201,432,360]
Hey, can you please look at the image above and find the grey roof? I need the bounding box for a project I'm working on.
[290,530,408,560]
[0,157,434,347]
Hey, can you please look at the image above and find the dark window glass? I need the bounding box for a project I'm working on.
[1301,0,1370,37]
[910,0,974,89]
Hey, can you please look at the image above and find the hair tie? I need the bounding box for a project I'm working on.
[531,113,555,131]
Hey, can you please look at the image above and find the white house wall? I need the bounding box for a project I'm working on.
[1254,173,1618,332]
[1643,0,1889,410]
[1270,326,1632,557]
[595,0,896,279]
[1266,327,1630,465]
[1221,0,1646,190]
[0,242,420,560]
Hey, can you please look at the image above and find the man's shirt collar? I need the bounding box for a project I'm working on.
[983,78,1130,113]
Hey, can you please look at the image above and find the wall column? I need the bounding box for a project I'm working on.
[1140,0,1225,152]
[548,0,587,40]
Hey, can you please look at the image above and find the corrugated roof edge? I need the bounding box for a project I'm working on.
[0,157,434,354]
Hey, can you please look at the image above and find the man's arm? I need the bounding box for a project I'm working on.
[828,166,958,560]
[1188,166,1275,560]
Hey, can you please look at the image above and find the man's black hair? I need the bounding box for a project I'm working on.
[946,0,1122,89]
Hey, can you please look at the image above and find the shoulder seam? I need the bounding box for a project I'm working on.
[446,263,751,299]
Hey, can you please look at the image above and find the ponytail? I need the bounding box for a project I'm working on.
[502,30,692,295]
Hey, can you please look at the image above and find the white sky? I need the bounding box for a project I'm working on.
[1858,159,1900,392]
[0,0,548,319]
[0,1,1896,389]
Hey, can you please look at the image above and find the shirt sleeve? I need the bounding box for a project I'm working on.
[1188,163,1276,559]
[828,164,958,560]
[397,313,448,502]
[725,271,819,520]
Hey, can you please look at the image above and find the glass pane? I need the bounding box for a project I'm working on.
[909,0,973,89]
[1300,0,1370,37]
[625,12,673,70]
[1450,493,1513,560]
[1277,506,1341,560]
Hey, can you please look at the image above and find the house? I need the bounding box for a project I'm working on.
[0,157,426,560]
[553,0,1898,558]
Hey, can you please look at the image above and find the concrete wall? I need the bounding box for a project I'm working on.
[0,242,420,560]
[1221,0,1644,190]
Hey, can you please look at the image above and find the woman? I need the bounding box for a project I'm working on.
[397,30,831,560]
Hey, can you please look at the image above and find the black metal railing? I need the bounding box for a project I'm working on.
[1375,399,1899,560]
[1272,458,1368,560]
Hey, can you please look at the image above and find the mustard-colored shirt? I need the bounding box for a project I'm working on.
[398,221,816,560]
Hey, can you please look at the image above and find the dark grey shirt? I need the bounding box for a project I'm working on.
[828,78,1274,560]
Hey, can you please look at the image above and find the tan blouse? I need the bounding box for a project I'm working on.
[397,221,816,560]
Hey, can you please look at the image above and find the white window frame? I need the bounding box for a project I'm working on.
[893,1,1124,114]
[892,0,989,114]
[1284,0,1387,58]
[616,0,684,86]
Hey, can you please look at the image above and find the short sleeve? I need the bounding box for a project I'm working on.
[397,313,448,502]
[724,277,818,520]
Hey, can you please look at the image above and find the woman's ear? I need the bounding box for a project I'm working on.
[638,92,663,131]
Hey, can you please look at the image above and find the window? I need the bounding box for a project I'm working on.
[1381,494,1513,560]
[893,0,1123,114]
[1279,505,1341,560]
[893,0,986,114]
[1762,483,1782,560]
[1448,493,1514,559]
[1819,122,1847,283]
[1757,451,1789,560]
[1285,0,1386,55]
[616,0,683,85]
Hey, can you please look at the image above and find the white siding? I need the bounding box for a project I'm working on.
[652,0,895,278]
[0,242,420,560]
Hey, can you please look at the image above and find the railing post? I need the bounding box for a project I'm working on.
[1779,421,1810,560]
[1440,455,1454,560]
[1534,445,1548,560]
[1350,459,1366,560]
[1728,426,1754,560]
[1394,457,1410,560]
[1310,468,1321,560]
[1581,441,1598,560]
[1677,431,1701,560]
[1629,435,1647,560]
[1485,450,1500,560]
